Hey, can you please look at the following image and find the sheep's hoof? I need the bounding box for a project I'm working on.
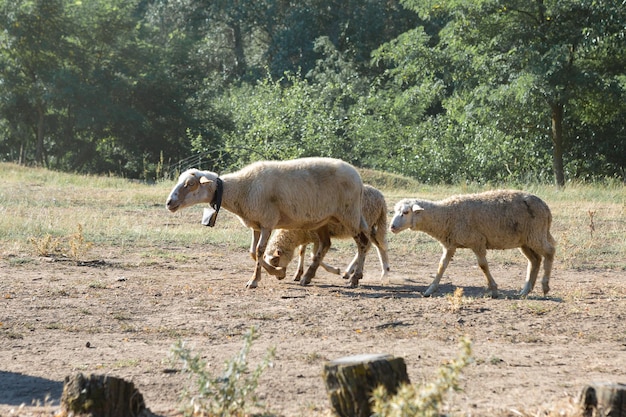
[423,287,436,297]
[542,283,550,296]
[299,278,312,286]
[489,290,499,299]
[245,280,258,289]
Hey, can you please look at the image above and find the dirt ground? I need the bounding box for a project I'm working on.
[1,241,625,417]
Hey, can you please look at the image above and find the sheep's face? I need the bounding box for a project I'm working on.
[263,247,294,269]
[166,169,216,212]
[390,201,424,234]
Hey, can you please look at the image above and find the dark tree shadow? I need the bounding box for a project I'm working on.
[0,371,63,406]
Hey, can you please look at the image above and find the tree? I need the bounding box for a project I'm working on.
[388,0,626,185]
[0,0,72,166]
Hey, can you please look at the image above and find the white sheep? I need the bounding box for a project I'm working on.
[264,184,390,284]
[389,189,556,298]
[165,157,370,289]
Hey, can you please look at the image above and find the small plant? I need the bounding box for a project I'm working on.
[68,224,93,261]
[29,233,64,257]
[170,326,275,417]
[587,210,596,238]
[29,224,93,262]
[446,287,464,313]
[371,336,472,417]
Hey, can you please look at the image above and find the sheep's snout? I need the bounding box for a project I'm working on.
[165,198,180,212]
[389,217,405,234]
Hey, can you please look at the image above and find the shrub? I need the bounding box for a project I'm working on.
[371,337,472,417]
[170,326,275,417]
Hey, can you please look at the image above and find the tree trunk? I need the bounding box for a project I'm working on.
[323,354,410,417]
[231,21,246,78]
[35,102,45,167]
[551,102,565,187]
[579,382,626,417]
[61,373,148,417]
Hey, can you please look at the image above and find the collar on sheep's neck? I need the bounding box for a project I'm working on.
[204,177,223,227]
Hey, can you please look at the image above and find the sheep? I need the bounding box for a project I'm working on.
[264,184,390,284]
[389,190,556,298]
[165,157,370,289]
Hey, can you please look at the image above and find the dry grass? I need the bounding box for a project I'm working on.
[2,162,624,273]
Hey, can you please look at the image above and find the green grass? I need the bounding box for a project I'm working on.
[1,162,624,271]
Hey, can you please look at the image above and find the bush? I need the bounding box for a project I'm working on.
[371,337,472,417]
[170,326,275,417]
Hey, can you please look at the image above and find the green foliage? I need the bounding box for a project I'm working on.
[0,0,623,183]
[170,327,275,417]
[389,0,626,185]
[371,337,472,417]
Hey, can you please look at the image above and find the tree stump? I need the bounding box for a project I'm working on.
[61,373,147,417]
[579,382,626,417]
[323,353,410,417]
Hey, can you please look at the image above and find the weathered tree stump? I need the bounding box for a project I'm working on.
[579,382,626,417]
[61,373,147,417]
[323,353,410,417]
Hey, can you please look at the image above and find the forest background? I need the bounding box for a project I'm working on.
[1,0,624,186]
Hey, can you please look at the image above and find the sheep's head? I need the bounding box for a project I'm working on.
[263,247,294,269]
[389,200,424,234]
[165,169,218,212]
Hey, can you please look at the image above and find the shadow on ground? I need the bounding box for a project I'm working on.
[0,371,62,406]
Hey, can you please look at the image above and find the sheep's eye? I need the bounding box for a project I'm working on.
[402,209,410,215]
[184,178,198,188]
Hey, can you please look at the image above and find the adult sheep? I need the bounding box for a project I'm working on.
[165,157,370,289]
[264,184,390,284]
[389,190,556,298]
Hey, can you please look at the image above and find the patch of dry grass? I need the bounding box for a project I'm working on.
[1,162,624,273]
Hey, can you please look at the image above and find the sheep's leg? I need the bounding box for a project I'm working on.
[249,230,260,261]
[246,228,286,289]
[310,240,341,276]
[370,225,390,284]
[246,229,264,289]
[293,244,307,282]
[519,246,541,297]
[347,231,369,288]
[321,260,342,276]
[541,242,555,296]
[294,240,321,281]
[342,253,360,280]
[374,242,390,285]
[341,239,372,280]
[424,247,455,297]
[472,248,499,298]
[300,227,331,286]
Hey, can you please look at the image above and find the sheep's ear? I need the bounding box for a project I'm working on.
[412,204,424,213]
[199,177,212,185]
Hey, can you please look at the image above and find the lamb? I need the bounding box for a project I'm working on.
[165,157,370,289]
[389,189,556,298]
[264,184,390,283]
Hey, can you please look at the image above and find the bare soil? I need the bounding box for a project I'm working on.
[1,243,625,417]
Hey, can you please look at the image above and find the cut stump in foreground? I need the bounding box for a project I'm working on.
[61,373,148,417]
[323,353,410,417]
[579,382,626,417]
